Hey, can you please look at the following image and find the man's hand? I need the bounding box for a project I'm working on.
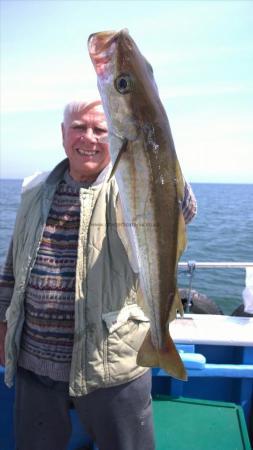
[0,321,7,366]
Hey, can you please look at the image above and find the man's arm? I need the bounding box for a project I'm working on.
[0,239,15,321]
[181,181,197,224]
[0,239,15,366]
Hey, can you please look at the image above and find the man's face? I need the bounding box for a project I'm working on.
[62,105,111,182]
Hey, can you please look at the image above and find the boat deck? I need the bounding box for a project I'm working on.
[1,314,252,449]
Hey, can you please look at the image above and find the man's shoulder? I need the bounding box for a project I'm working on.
[21,159,69,194]
[21,171,49,193]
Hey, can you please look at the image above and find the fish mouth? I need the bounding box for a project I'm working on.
[88,29,129,75]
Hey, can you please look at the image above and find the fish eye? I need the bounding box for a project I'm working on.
[114,73,133,94]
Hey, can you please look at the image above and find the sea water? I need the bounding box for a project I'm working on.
[0,179,252,314]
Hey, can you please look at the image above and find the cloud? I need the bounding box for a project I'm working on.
[1,56,99,113]
[146,43,253,67]
[159,83,252,100]
[170,112,253,183]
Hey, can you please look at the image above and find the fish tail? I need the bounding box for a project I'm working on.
[137,330,187,381]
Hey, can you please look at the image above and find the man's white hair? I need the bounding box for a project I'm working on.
[63,100,104,125]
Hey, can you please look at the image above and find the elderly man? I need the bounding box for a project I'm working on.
[0,100,197,450]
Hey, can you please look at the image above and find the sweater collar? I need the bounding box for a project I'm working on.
[46,158,112,189]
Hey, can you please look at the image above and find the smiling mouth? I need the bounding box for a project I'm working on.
[76,149,99,156]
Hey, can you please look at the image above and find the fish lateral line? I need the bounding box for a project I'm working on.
[108,138,129,180]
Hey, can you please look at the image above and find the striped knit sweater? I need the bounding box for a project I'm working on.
[18,172,91,381]
[0,171,196,382]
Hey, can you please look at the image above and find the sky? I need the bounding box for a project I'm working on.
[1,0,253,183]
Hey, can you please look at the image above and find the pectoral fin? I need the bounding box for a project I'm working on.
[137,330,187,381]
[108,138,128,180]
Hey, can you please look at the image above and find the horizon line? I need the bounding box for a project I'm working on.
[0,177,252,185]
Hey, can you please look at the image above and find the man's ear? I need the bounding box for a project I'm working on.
[61,122,65,145]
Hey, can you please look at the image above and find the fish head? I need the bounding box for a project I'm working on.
[88,29,163,159]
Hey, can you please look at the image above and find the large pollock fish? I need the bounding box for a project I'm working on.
[88,29,187,380]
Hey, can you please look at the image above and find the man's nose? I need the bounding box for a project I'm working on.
[80,127,97,142]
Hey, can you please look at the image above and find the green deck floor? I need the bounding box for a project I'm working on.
[153,396,251,450]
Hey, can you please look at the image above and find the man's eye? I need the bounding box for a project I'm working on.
[95,128,107,134]
[73,125,85,131]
